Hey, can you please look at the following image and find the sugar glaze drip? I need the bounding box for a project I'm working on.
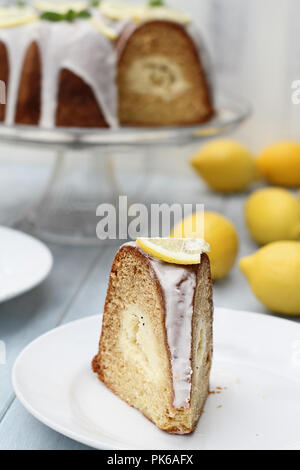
[0,19,119,127]
[149,258,197,409]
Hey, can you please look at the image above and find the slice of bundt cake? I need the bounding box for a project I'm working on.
[92,242,213,434]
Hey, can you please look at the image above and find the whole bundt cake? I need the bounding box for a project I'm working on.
[0,1,214,128]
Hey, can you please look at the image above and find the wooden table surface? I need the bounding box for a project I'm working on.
[0,143,288,450]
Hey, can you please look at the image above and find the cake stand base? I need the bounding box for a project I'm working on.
[20,148,123,246]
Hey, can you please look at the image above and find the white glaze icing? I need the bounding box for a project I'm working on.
[37,20,118,128]
[125,241,198,409]
[0,19,118,127]
[150,258,196,409]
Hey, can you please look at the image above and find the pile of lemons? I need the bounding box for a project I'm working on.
[191,139,300,191]
[175,139,300,316]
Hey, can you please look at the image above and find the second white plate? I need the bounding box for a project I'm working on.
[12,308,300,450]
[0,226,53,303]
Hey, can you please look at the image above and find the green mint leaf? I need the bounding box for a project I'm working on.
[90,0,101,6]
[76,9,92,19]
[40,9,91,22]
[149,0,164,7]
[65,9,76,21]
[40,11,63,22]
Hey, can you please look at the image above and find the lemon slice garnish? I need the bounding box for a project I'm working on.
[136,237,210,265]
[90,17,117,40]
[34,1,88,14]
[138,7,191,24]
[99,2,142,21]
[100,2,191,25]
[0,7,38,28]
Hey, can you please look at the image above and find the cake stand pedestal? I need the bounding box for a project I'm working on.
[0,93,250,245]
[21,148,123,245]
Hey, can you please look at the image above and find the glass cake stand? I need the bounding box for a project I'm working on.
[0,93,250,245]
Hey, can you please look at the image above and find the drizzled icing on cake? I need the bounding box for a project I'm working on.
[37,20,118,128]
[0,19,119,127]
[126,241,197,409]
[0,5,212,128]
[150,258,196,409]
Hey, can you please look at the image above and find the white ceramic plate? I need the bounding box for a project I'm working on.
[12,308,300,450]
[0,226,53,303]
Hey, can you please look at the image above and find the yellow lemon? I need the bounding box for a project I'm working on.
[171,211,239,280]
[245,187,300,245]
[190,139,256,193]
[240,241,300,315]
[257,141,300,187]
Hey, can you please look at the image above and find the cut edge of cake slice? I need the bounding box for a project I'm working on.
[117,20,214,127]
[92,242,213,434]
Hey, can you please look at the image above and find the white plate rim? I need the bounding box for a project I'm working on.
[12,314,122,450]
[0,226,53,303]
[12,308,300,450]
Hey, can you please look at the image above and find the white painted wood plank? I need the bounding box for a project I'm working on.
[0,148,54,226]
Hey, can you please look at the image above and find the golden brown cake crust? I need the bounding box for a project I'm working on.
[56,68,109,128]
[15,41,41,125]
